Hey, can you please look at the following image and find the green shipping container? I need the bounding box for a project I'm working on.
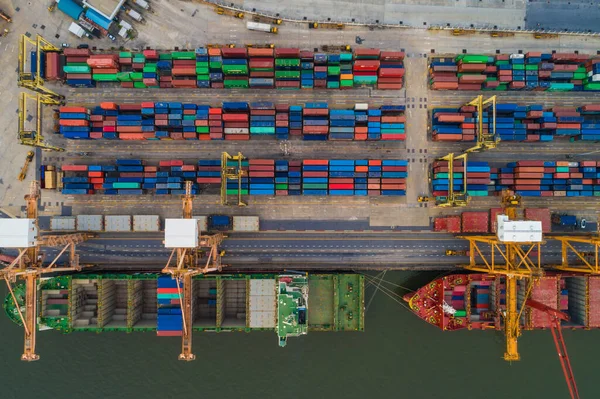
[327,82,340,89]
[548,82,575,91]
[197,74,210,81]
[512,64,525,70]
[116,72,132,82]
[303,184,328,189]
[63,65,91,73]
[196,127,209,133]
[143,65,157,73]
[227,189,249,195]
[276,184,288,190]
[275,58,300,67]
[340,79,353,87]
[130,72,143,81]
[113,182,141,189]
[196,61,209,68]
[171,51,195,60]
[250,127,275,134]
[275,71,300,79]
[209,61,222,69]
[584,82,600,90]
[222,65,248,75]
[328,66,341,75]
[525,65,538,71]
[159,53,172,60]
[459,54,490,64]
[573,73,587,80]
[353,75,377,85]
[133,81,147,89]
[93,73,119,81]
[224,80,249,88]
[119,52,132,58]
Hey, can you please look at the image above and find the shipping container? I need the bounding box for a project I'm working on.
[50,216,76,231]
[105,215,132,232]
[133,215,161,232]
[232,216,260,232]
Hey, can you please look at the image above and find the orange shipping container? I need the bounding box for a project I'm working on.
[59,119,88,127]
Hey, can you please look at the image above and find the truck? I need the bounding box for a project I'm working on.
[246,21,277,34]
[552,214,577,227]
[208,215,232,231]
[126,9,143,22]
[132,0,150,10]
[68,22,85,38]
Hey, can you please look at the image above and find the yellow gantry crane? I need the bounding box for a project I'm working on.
[0,182,93,361]
[18,34,63,97]
[19,92,65,151]
[435,152,469,207]
[464,95,500,153]
[552,220,600,274]
[162,181,227,361]
[459,190,543,361]
[221,151,247,206]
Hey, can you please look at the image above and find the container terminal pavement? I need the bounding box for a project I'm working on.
[4,4,600,379]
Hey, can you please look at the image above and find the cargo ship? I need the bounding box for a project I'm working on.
[404,273,600,331]
[3,273,364,347]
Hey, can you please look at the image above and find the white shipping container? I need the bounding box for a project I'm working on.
[133,0,150,9]
[509,53,525,59]
[76,215,103,232]
[592,74,600,82]
[233,216,260,232]
[246,21,272,33]
[133,215,161,232]
[119,20,133,30]
[127,9,143,22]
[193,216,208,232]
[224,128,249,134]
[68,22,85,38]
[354,103,369,111]
[118,27,128,38]
[50,216,76,231]
[105,215,132,232]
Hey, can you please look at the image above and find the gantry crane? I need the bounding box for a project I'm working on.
[464,95,500,153]
[221,151,247,206]
[162,181,226,360]
[0,182,93,361]
[552,220,600,274]
[18,34,63,98]
[435,152,469,207]
[525,299,580,399]
[459,189,543,361]
[19,92,65,151]
[18,151,35,181]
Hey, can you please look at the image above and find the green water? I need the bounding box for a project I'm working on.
[1,271,598,399]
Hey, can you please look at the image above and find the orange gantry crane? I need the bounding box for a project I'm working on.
[0,182,93,361]
[162,181,226,360]
[525,299,580,399]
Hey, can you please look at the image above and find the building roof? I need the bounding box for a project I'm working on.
[57,0,84,21]
[83,0,126,20]
[85,8,113,30]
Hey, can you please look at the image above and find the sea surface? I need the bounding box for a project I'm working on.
[1,271,597,399]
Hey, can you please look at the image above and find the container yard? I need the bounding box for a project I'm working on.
[58,102,406,141]
[39,47,404,90]
[3,1,600,397]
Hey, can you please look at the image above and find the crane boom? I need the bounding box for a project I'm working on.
[526,299,580,399]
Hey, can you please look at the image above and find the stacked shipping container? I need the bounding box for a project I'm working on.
[431,160,491,200]
[430,53,600,91]
[60,158,408,196]
[49,47,404,89]
[58,102,406,141]
[434,208,551,234]
[431,103,600,142]
[156,276,183,336]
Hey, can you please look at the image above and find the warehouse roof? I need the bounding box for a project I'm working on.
[85,8,113,29]
[83,0,125,20]
[57,0,84,21]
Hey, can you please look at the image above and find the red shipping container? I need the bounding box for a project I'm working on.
[61,165,88,172]
[524,208,551,233]
[461,211,489,233]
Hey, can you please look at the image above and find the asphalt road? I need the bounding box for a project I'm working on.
[14,231,590,272]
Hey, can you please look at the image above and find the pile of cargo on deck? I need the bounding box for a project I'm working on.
[60,158,408,196]
[42,47,404,89]
[433,208,551,234]
[408,273,600,331]
[431,103,600,142]
[58,102,405,141]
[431,160,491,200]
[490,160,600,197]
[429,52,600,91]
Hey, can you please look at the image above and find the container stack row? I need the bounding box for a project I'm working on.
[431,103,600,142]
[58,102,406,141]
[430,52,600,91]
[433,208,551,234]
[60,158,408,196]
[491,160,600,197]
[47,47,404,89]
[431,160,491,200]
[156,276,183,337]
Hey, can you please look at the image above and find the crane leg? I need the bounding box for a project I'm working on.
[504,276,520,361]
[178,274,195,361]
[22,273,39,361]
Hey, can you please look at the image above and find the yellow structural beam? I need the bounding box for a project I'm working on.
[459,235,543,362]
[551,236,600,274]
[221,151,247,206]
[464,95,500,153]
[436,152,469,207]
[18,92,65,151]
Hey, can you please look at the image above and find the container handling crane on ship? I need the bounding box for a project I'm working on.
[0,182,94,361]
[162,181,227,361]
